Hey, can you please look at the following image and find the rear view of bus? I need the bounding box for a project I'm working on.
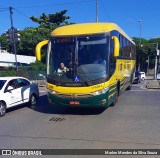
[36,23,136,108]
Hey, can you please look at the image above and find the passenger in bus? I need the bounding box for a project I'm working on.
[93,53,106,65]
[68,59,78,69]
[57,62,68,73]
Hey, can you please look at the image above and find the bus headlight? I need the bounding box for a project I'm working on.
[91,87,109,96]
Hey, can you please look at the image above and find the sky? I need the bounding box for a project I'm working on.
[0,0,160,39]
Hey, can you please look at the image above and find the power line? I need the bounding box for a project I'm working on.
[13,8,30,19]
[0,8,8,13]
[16,0,95,9]
[99,0,113,22]
[8,0,96,23]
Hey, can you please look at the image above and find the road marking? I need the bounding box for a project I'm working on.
[130,89,160,91]
[130,90,147,91]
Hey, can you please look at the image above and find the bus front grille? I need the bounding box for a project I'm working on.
[53,93,93,99]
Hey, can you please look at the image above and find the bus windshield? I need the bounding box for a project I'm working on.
[47,34,109,86]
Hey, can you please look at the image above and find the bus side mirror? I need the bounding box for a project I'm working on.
[35,40,48,61]
[112,36,120,57]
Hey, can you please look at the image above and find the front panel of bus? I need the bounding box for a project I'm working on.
[46,33,113,107]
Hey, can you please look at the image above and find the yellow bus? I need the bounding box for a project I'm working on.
[36,23,136,108]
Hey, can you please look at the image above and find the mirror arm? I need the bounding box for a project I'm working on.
[35,40,49,61]
[111,36,120,57]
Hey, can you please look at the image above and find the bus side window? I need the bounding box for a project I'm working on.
[109,38,116,75]
[119,34,123,56]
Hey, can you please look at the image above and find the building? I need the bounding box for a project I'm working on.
[0,50,36,67]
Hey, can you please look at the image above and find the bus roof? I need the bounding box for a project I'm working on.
[51,23,135,44]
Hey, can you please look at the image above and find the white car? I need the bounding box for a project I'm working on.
[139,71,146,80]
[157,73,160,79]
[0,77,39,117]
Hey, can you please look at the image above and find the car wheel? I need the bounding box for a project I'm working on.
[0,102,6,117]
[29,94,37,107]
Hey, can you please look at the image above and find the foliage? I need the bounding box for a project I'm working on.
[0,9,159,72]
[30,10,73,29]
[0,34,9,50]
[132,37,160,71]
[17,27,51,57]
[0,61,46,79]
[0,70,17,77]
[30,61,46,71]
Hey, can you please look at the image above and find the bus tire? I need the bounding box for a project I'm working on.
[126,82,131,90]
[127,77,133,90]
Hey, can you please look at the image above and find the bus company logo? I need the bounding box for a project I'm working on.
[2,150,12,155]
[72,94,78,98]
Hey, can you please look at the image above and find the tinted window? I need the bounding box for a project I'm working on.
[0,80,6,90]
[48,34,109,86]
[6,80,17,90]
[17,79,30,87]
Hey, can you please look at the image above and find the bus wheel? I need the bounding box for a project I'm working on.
[127,79,132,90]
[126,83,131,90]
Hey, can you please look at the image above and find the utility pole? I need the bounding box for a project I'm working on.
[154,43,159,79]
[9,6,18,72]
[96,0,98,23]
[138,20,142,71]
[147,55,149,76]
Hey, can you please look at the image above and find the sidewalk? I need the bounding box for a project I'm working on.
[145,76,160,89]
[146,76,154,80]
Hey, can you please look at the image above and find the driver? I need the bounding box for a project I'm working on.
[57,62,68,73]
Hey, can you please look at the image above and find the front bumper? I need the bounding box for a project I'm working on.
[47,92,109,108]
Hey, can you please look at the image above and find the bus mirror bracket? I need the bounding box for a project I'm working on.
[35,40,48,61]
[112,36,120,57]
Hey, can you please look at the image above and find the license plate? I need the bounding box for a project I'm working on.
[69,101,80,105]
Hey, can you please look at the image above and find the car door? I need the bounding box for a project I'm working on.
[16,78,30,103]
[4,79,21,107]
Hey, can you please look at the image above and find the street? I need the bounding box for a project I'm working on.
[0,81,160,158]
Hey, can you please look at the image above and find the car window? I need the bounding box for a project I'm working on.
[17,79,30,88]
[6,79,17,90]
[0,80,6,90]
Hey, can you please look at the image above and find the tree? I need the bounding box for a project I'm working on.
[28,10,74,62]
[132,37,159,71]
[17,27,50,57]
[0,33,10,51]
[30,10,73,29]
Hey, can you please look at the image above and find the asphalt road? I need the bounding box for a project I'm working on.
[0,81,160,158]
